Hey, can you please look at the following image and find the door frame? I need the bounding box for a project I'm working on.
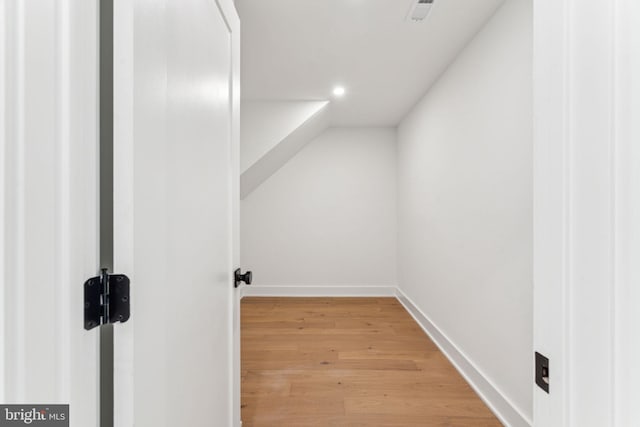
[532,0,640,425]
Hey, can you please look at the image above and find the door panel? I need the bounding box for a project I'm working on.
[534,0,640,425]
[1,0,100,425]
[113,0,240,425]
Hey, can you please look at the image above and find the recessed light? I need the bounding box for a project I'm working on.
[332,86,346,97]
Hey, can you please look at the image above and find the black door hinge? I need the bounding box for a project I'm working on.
[84,268,130,330]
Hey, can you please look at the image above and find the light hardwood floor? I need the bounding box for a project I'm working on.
[241,297,501,426]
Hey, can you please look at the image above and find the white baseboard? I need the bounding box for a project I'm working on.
[239,285,396,298]
[395,288,532,427]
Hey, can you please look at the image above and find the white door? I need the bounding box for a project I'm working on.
[533,0,640,425]
[112,0,241,426]
[1,1,100,426]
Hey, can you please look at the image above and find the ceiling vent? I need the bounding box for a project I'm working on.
[406,0,434,22]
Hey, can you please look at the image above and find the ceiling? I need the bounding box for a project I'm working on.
[236,0,505,127]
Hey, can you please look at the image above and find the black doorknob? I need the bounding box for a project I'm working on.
[234,268,252,288]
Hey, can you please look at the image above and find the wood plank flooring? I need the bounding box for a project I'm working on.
[241,297,502,426]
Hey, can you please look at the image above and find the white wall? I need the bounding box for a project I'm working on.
[397,0,532,423]
[241,100,328,173]
[241,127,396,287]
[240,101,330,199]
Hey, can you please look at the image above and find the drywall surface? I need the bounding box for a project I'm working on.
[242,127,397,287]
[241,104,330,199]
[397,0,533,421]
[240,100,328,173]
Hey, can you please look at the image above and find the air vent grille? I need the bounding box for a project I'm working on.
[407,0,435,22]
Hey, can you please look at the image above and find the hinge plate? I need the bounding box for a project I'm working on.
[84,269,130,330]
